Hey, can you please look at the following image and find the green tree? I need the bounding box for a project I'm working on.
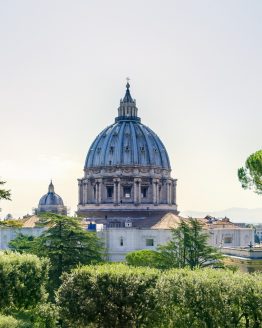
[0,180,11,201]
[158,218,222,269]
[10,214,104,289]
[238,149,262,194]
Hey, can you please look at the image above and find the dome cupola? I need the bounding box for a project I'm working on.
[85,83,171,170]
[78,82,177,218]
[37,181,67,215]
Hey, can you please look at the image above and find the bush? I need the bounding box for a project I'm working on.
[157,269,262,328]
[126,249,162,268]
[0,251,49,309]
[57,263,161,328]
[0,315,20,328]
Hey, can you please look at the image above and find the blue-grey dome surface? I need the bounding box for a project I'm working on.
[38,181,64,206]
[85,121,171,169]
[85,83,171,170]
[39,193,64,206]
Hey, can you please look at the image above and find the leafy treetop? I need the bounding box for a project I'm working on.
[238,149,262,194]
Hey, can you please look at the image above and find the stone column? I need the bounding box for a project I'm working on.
[134,178,141,204]
[78,180,82,205]
[156,179,159,205]
[133,179,137,204]
[137,179,141,204]
[173,179,177,205]
[167,180,172,205]
[113,178,121,204]
[98,179,102,204]
[113,179,117,204]
[117,179,121,204]
[153,178,159,205]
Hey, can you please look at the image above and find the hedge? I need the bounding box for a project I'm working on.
[57,264,262,328]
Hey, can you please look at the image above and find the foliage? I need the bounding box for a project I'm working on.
[56,263,161,328]
[9,234,37,252]
[157,268,262,328]
[0,315,20,328]
[0,251,49,310]
[0,220,23,228]
[238,149,262,194]
[157,218,222,269]
[126,249,163,268]
[9,214,104,289]
[57,263,262,328]
[0,180,11,201]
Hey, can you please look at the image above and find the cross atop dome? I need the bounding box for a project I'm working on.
[123,78,133,103]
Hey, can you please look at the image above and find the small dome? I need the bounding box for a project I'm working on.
[38,181,64,206]
[84,83,171,170]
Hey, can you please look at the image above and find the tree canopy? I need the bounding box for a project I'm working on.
[238,149,262,194]
[0,180,11,201]
[9,214,104,289]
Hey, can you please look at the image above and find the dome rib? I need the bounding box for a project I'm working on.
[130,122,139,164]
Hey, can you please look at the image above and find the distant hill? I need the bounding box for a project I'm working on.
[181,208,262,224]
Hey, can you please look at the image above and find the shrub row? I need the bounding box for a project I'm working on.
[57,264,262,328]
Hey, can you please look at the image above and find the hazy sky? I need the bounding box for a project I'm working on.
[1,0,262,218]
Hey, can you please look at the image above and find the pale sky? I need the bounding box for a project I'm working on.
[1,0,262,218]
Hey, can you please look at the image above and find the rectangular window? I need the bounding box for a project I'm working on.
[107,186,114,198]
[141,186,148,198]
[123,186,131,198]
[146,239,154,246]
[120,237,124,246]
[224,236,233,244]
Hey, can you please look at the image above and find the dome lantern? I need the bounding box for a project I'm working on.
[116,82,140,122]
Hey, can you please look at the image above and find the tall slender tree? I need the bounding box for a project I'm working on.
[158,218,222,269]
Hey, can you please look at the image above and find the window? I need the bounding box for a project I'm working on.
[141,186,148,198]
[107,186,114,198]
[146,239,154,246]
[224,236,233,244]
[123,186,131,198]
[120,237,124,246]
